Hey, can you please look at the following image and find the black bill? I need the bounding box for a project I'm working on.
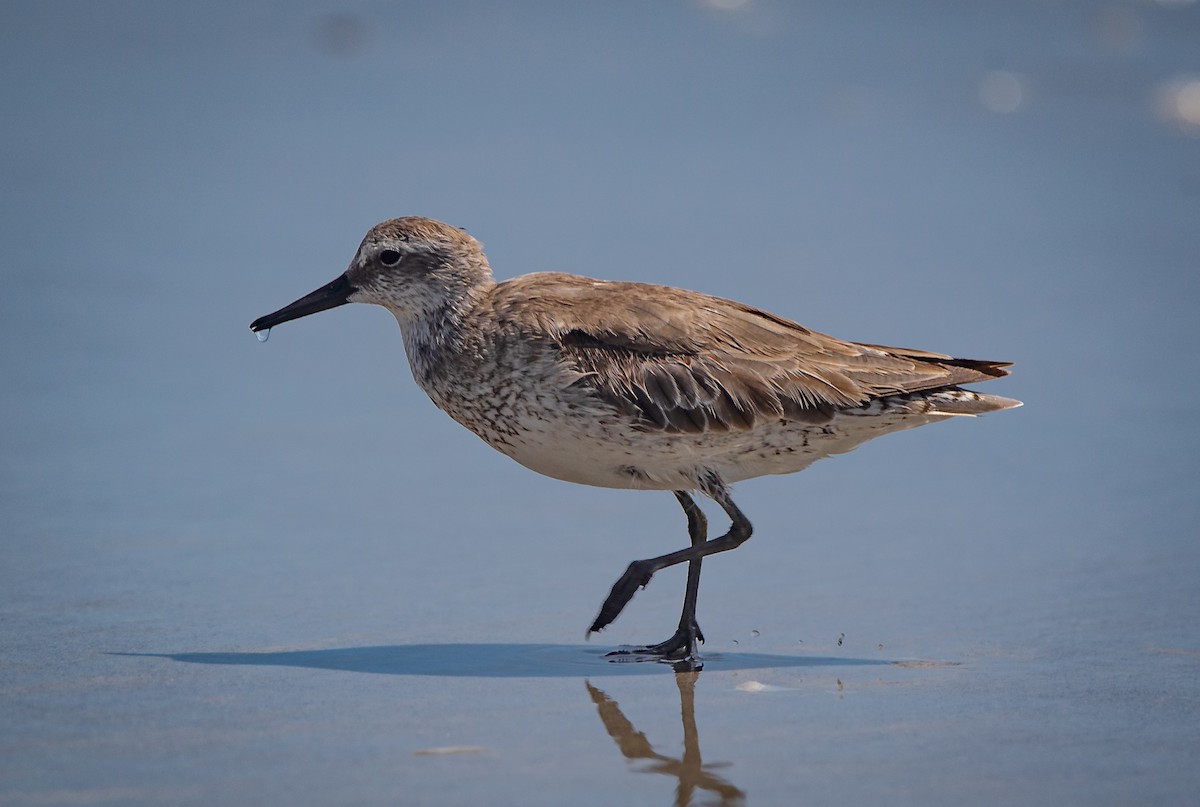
[250,273,355,334]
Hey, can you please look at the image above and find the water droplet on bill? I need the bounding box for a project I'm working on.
[256,328,270,343]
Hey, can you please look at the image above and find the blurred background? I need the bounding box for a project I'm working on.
[2,1,1198,805]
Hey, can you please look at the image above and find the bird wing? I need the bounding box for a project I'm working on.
[490,273,1011,434]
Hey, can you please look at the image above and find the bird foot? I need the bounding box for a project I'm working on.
[588,560,655,634]
[604,623,705,667]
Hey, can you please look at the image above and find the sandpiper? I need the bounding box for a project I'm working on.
[251,216,1019,662]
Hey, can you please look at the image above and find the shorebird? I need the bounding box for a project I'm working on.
[251,216,1019,662]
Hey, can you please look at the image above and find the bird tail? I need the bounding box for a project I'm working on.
[921,388,1022,416]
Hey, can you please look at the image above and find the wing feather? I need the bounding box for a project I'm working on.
[489,273,1012,434]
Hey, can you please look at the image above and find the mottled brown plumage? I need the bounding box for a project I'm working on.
[251,216,1020,665]
[486,272,1012,434]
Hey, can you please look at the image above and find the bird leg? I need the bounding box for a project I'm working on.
[607,491,708,659]
[590,483,752,660]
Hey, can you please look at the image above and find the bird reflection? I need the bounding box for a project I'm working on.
[587,672,745,807]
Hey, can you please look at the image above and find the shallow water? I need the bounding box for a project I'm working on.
[2,2,1199,805]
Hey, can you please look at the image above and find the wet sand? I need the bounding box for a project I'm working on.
[3,2,1198,805]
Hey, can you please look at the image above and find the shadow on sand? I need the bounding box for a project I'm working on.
[114,642,895,678]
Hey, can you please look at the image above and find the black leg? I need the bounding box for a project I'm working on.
[608,491,708,660]
[589,479,753,658]
[671,491,708,646]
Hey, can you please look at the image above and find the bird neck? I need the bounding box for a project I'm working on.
[395,280,492,384]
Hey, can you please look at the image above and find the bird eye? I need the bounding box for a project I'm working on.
[379,249,402,266]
